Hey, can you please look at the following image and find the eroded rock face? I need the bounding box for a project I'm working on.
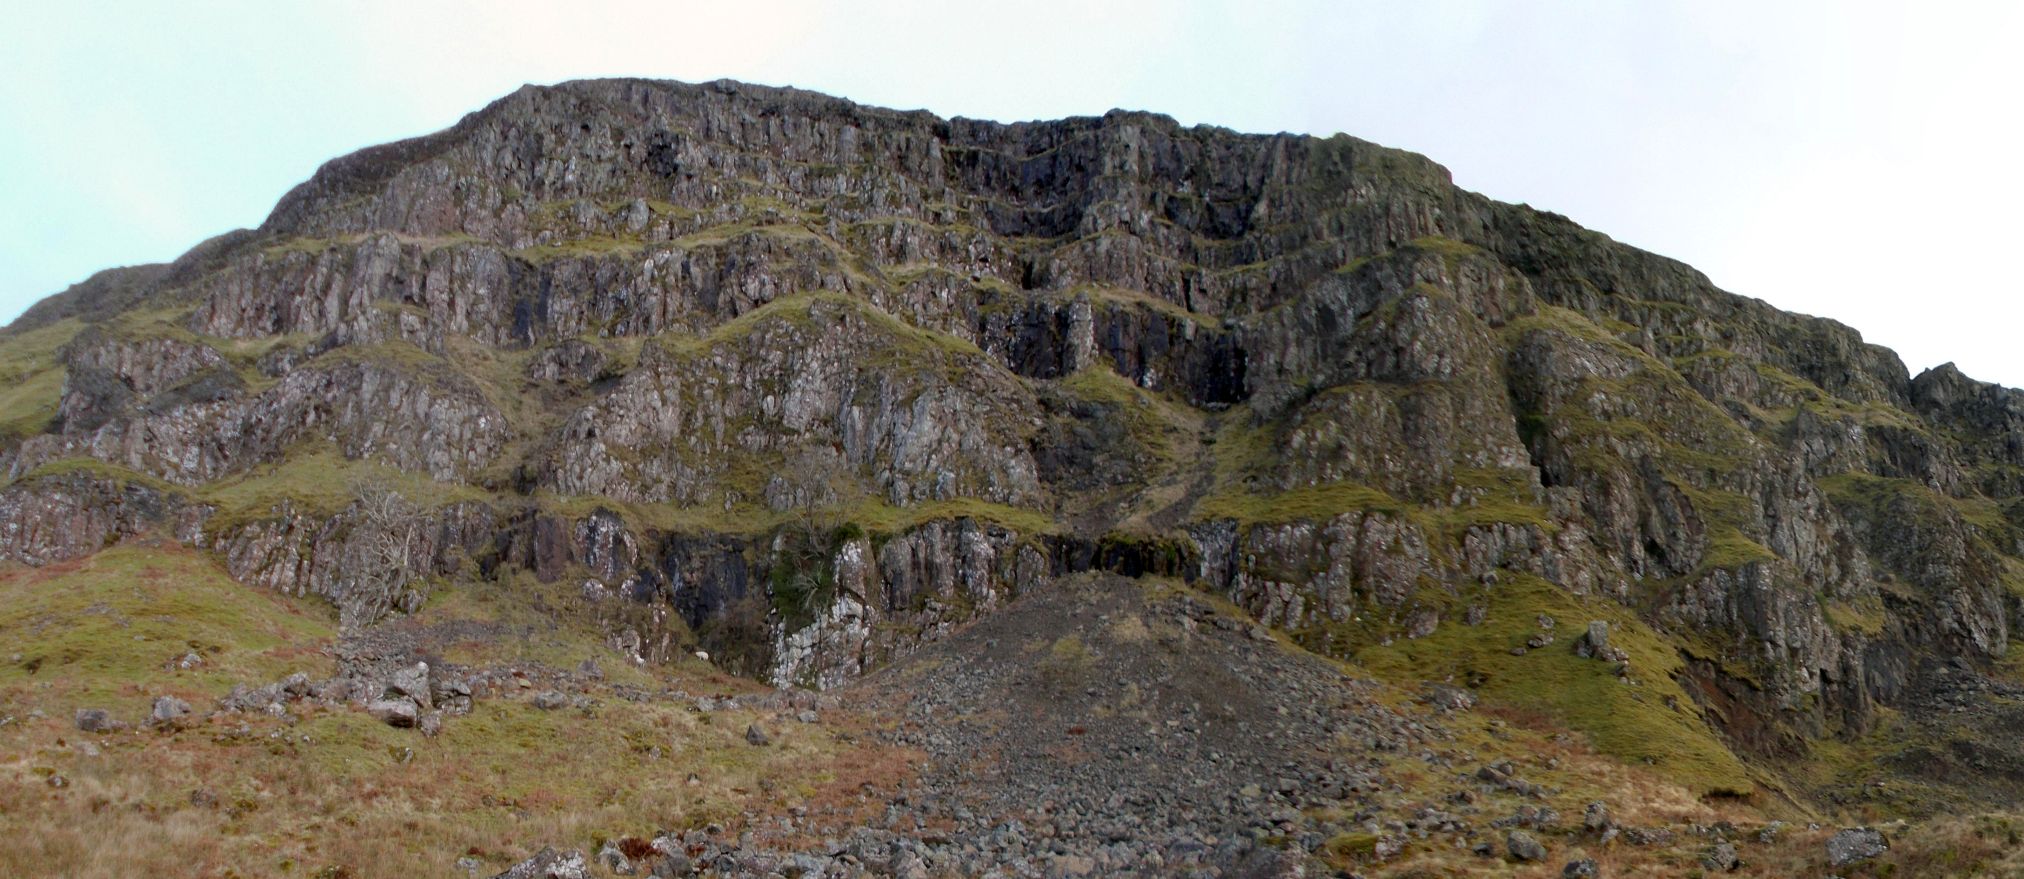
[549,296,1042,508]
[1196,512,1440,631]
[57,328,233,432]
[5,77,2024,756]
[0,472,207,566]
[17,356,508,485]
[212,500,498,624]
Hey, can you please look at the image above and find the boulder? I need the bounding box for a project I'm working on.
[74,708,125,733]
[1702,841,1738,872]
[1576,620,1609,658]
[1582,801,1611,832]
[491,847,590,879]
[746,723,771,746]
[149,695,192,727]
[1424,684,1476,712]
[389,661,432,709]
[595,839,635,876]
[1826,827,1888,867]
[368,697,420,728]
[1507,830,1546,862]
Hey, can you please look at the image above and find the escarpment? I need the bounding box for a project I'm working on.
[8,77,2024,798]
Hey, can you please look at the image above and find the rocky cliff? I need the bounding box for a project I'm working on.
[7,77,2022,802]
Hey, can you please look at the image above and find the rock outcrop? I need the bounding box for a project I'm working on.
[6,77,2023,785]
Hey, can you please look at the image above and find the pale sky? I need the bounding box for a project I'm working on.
[4,2,2021,385]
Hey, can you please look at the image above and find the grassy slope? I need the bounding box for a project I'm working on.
[1356,573,1757,797]
[0,317,83,442]
[0,688,903,878]
[0,543,910,878]
[0,542,332,715]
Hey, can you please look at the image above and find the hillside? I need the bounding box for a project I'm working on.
[7,78,2024,877]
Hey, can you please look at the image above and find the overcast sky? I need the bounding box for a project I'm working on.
[4,2,2020,384]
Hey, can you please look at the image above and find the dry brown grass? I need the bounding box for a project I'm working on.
[1339,697,1789,878]
[1355,707,2024,879]
[0,544,916,878]
[6,547,2021,877]
[0,692,908,877]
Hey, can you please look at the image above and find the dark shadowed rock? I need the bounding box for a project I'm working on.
[74,708,125,733]
[1507,830,1546,862]
[1702,841,1738,872]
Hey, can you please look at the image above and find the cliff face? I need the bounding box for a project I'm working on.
[6,77,2021,795]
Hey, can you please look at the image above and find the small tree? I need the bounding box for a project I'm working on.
[769,446,858,627]
[777,445,851,542]
[336,477,425,631]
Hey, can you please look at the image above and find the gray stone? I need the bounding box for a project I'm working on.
[1757,820,1785,843]
[74,708,124,733]
[1582,800,1610,832]
[652,852,692,878]
[368,697,420,728]
[1577,620,1609,658]
[388,661,432,709]
[149,695,191,727]
[746,723,771,746]
[491,847,590,879]
[1562,859,1599,879]
[1506,829,1546,862]
[1425,684,1476,712]
[532,690,569,711]
[595,840,634,875]
[1405,607,1439,639]
[1826,827,1888,867]
[1702,841,1738,872]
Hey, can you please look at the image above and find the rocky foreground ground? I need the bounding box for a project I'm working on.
[4,550,2005,877]
[438,575,1916,878]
